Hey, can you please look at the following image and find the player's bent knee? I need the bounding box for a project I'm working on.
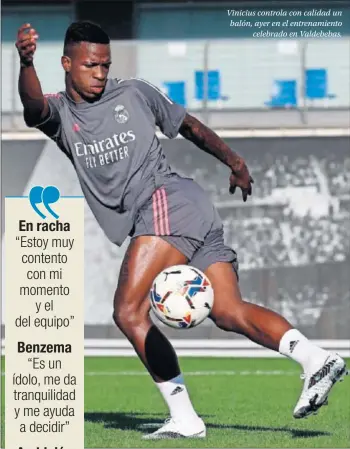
[211,312,235,331]
[211,307,246,332]
[113,300,146,332]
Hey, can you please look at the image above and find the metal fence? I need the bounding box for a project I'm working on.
[2,37,350,131]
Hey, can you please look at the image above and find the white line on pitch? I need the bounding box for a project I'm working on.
[0,370,300,377]
[83,370,299,376]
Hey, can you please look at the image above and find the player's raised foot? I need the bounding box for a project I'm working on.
[142,417,206,440]
[293,353,348,419]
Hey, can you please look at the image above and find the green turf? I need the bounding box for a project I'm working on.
[1,357,350,448]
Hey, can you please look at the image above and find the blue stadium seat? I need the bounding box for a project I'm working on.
[195,70,221,101]
[163,81,186,106]
[305,68,335,100]
[265,80,297,108]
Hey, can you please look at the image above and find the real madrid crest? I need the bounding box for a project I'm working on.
[114,105,129,124]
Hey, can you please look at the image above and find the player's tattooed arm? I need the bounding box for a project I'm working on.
[179,113,241,168]
[179,113,254,201]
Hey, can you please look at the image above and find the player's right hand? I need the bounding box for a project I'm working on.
[228,157,254,202]
[16,24,39,66]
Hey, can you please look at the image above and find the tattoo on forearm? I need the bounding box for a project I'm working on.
[179,114,244,173]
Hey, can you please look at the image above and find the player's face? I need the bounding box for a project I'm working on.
[63,42,111,101]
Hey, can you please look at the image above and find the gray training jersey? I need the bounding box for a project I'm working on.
[35,78,186,245]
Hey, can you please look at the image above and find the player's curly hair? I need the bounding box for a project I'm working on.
[63,21,110,55]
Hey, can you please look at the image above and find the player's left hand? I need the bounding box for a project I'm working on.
[229,159,254,202]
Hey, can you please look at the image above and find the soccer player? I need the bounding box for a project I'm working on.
[16,21,347,439]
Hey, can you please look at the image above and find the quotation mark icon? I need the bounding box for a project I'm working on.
[29,185,60,219]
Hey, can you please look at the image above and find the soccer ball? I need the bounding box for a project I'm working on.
[149,265,214,329]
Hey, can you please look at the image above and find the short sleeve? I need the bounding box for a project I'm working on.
[130,78,186,139]
[35,94,63,140]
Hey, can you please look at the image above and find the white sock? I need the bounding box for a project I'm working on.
[156,374,199,423]
[279,329,329,373]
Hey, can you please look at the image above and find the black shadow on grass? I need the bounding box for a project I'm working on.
[84,412,331,439]
[85,412,213,432]
[209,423,331,439]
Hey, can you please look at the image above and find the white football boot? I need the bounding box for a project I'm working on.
[293,353,348,419]
[142,417,206,440]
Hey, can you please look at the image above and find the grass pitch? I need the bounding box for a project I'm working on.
[84,357,350,448]
[2,357,350,447]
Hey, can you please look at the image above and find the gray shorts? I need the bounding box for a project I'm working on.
[132,175,239,275]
